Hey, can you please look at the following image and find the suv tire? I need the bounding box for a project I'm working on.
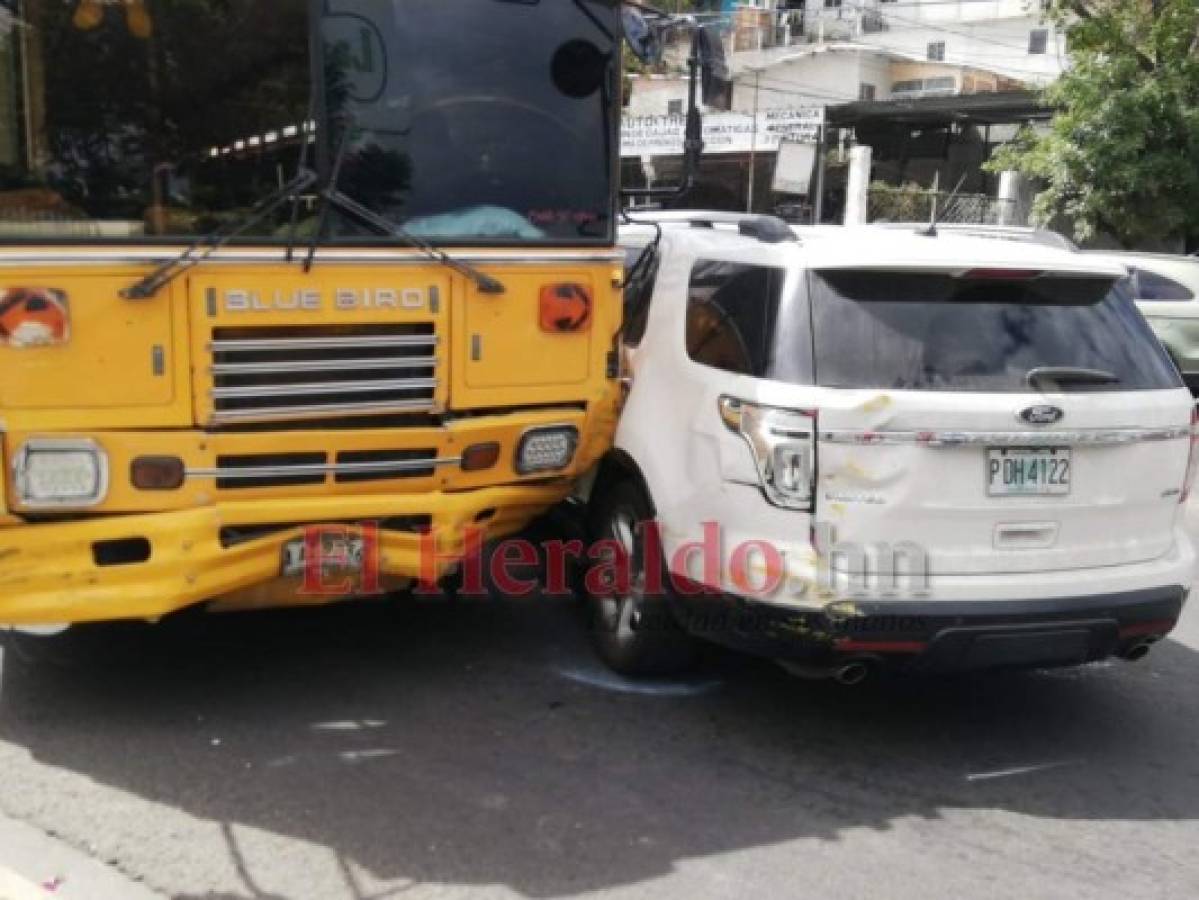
[585,478,697,676]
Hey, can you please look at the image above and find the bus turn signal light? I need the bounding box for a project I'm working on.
[461,443,501,472]
[131,456,185,491]
[539,283,592,333]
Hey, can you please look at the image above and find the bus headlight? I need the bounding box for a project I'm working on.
[516,426,579,475]
[13,439,109,508]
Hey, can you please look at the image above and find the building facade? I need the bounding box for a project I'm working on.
[624,1,1066,220]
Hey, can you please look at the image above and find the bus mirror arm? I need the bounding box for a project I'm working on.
[621,23,728,202]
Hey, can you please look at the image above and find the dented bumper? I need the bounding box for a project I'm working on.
[673,584,1189,672]
[0,484,568,625]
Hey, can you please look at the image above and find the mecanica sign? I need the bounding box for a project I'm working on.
[621,107,824,158]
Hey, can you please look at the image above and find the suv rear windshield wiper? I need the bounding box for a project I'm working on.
[1025,366,1121,389]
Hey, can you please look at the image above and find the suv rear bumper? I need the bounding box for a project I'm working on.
[671,586,1189,672]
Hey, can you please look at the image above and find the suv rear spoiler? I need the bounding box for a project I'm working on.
[808,260,1130,280]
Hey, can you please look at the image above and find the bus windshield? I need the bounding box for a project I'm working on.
[321,0,619,245]
[0,0,618,245]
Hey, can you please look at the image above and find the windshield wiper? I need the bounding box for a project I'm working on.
[1025,366,1121,389]
[120,168,318,300]
[313,189,506,295]
[303,123,505,295]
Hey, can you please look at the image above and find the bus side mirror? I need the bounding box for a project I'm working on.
[621,14,728,201]
[622,4,664,65]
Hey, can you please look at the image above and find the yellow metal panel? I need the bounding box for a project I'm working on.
[0,271,175,409]
[451,262,622,409]
[462,269,591,388]
[0,266,193,432]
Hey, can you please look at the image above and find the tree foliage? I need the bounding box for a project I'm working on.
[989,0,1199,250]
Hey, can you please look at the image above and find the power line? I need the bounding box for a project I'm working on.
[633,55,1047,111]
[848,2,1053,54]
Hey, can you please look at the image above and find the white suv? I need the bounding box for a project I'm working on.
[586,214,1197,681]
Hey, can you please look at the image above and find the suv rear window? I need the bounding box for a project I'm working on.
[810,271,1181,392]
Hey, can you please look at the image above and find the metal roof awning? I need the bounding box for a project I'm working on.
[826,90,1051,129]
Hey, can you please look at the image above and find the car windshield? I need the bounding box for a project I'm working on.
[320,0,619,245]
[0,0,618,244]
[807,271,1182,392]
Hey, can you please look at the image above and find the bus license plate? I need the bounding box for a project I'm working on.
[987,447,1071,496]
[281,533,367,577]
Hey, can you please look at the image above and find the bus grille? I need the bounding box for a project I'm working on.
[207,324,438,425]
[208,449,442,490]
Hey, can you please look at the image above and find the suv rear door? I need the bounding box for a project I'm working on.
[809,268,1192,576]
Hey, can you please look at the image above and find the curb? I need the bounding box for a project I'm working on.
[0,814,163,900]
[0,867,51,900]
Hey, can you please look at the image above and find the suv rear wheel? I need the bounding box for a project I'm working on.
[585,478,697,676]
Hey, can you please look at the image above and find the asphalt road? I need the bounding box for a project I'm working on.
[2,513,1199,899]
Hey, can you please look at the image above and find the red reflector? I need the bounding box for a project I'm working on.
[834,639,927,654]
[1117,619,1177,639]
[131,456,185,490]
[960,268,1043,281]
[539,283,592,333]
[461,442,501,472]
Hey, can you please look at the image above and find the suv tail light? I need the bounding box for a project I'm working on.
[1182,405,1199,503]
[719,397,816,511]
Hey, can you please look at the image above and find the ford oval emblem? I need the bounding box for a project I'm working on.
[1018,405,1064,426]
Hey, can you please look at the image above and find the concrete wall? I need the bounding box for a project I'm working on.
[626,78,691,118]
[857,16,1065,85]
[857,52,893,102]
[731,50,889,111]
[628,49,884,116]
[805,0,1042,29]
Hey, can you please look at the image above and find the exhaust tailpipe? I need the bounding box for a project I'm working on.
[778,656,879,684]
[833,659,873,686]
[1119,639,1157,662]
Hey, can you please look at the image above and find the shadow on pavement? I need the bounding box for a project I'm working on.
[2,594,1198,898]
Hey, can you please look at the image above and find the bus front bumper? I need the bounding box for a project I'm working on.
[0,484,569,625]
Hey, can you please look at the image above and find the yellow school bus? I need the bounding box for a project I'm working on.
[0,1,633,624]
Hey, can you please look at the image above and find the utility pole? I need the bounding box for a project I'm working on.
[813,124,826,224]
[746,69,760,213]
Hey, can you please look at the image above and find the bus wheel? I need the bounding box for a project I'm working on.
[1,625,112,668]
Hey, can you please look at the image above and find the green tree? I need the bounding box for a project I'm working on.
[989,0,1199,250]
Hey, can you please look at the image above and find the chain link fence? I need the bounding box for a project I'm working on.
[867,185,1029,227]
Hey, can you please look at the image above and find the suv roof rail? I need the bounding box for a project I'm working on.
[682,213,797,244]
[622,209,799,244]
[736,216,797,244]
